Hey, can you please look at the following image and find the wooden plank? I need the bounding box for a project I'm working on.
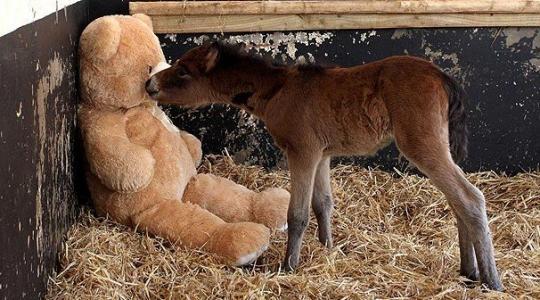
[151,13,540,33]
[130,1,540,16]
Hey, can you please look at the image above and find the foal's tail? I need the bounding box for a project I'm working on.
[441,72,469,163]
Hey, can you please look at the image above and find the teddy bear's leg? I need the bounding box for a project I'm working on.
[251,188,290,231]
[131,199,270,265]
[183,174,290,230]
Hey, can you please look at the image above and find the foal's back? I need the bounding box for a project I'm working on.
[265,56,450,158]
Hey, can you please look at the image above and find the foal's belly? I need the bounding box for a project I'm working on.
[321,95,392,157]
[323,133,393,157]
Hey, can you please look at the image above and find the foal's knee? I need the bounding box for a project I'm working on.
[313,193,333,217]
[287,211,309,235]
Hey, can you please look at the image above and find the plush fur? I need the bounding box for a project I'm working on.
[78,15,289,265]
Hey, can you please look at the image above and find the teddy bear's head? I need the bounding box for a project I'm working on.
[79,14,166,109]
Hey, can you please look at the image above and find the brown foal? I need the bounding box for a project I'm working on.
[146,42,502,290]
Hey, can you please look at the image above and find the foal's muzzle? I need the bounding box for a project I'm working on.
[145,77,159,98]
[145,62,171,98]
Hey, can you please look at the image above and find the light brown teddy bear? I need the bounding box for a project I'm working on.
[78,14,290,265]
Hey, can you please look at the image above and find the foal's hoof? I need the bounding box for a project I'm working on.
[483,280,504,292]
[479,272,504,292]
[282,258,299,272]
[460,269,479,282]
[460,270,503,291]
[282,263,295,273]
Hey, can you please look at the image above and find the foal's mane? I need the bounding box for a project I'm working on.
[212,41,331,73]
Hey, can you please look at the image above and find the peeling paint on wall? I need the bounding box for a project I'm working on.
[35,54,60,272]
[33,52,75,278]
[164,31,334,61]
[503,28,539,48]
[391,29,413,40]
[501,28,540,76]
[424,47,462,77]
[529,58,540,71]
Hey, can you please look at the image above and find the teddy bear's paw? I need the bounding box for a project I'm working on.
[236,243,269,266]
[252,188,290,230]
[206,222,270,266]
[276,223,288,232]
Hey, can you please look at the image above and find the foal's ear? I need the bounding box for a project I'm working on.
[204,42,220,73]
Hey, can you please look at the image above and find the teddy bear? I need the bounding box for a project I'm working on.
[78,14,290,265]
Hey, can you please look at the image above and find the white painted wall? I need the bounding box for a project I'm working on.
[0,0,83,37]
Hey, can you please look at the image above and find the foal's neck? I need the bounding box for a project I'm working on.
[217,62,288,118]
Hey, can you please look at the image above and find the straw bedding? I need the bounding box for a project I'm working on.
[47,156,539,299]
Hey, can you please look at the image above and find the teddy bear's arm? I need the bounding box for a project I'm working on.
[82,111,156,192]
[179,131,202,167]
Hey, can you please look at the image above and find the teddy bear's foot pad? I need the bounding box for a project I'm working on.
[235,244,269,266]
[276,223,288,232]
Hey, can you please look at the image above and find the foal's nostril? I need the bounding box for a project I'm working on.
[145,78,159,97]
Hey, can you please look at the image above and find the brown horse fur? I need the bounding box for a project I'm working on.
[146,42,503,290]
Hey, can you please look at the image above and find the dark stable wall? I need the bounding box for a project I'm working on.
[0,3,87,299]
[160,29,540,174]
[0,1,128,299]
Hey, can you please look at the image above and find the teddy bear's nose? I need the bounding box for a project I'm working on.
[146,78,159,97]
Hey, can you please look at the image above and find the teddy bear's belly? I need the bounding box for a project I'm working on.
[90,134,195,217]
[126,115,196,200]
[146,136,197,199]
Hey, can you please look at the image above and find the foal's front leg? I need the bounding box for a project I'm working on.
[283,150,322,271]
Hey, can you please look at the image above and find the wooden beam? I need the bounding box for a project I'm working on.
[131,1,540,16]
[130,1,540,33]
[150,13,540,33]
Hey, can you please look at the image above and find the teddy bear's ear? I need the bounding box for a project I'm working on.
[132,14,153,31]
[79,16,121,63]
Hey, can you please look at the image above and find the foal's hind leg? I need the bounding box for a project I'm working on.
[457,216,479,281]
[312,157,334,247]
[394,134,502,290]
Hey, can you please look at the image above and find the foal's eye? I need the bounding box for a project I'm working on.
[148,66,152,74]
[176,65,189,77]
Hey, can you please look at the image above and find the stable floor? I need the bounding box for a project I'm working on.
[47,156,539,299]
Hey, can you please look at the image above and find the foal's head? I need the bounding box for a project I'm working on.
[146,42,279,108]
